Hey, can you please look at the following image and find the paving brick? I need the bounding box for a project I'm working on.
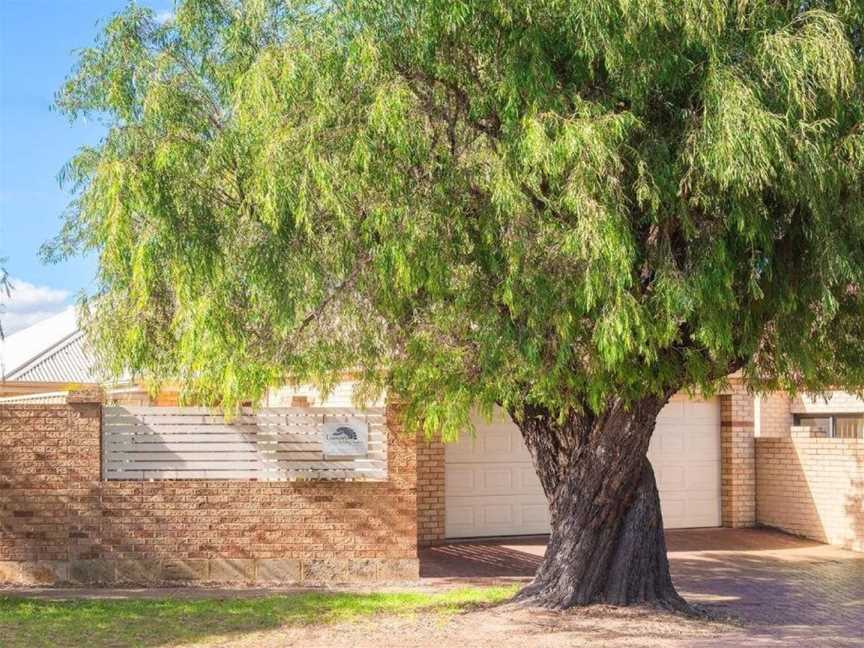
[420,528,864,644]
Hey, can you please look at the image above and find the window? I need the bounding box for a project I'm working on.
[834,416,864,440]
[794,414,864,439]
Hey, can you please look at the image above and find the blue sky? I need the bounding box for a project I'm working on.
[1,1,171,333]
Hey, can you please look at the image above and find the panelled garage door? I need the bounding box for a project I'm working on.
[648,396,722,529]
[445,413,550,538]
[444,396,721,538]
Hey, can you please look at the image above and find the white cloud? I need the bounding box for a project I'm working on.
[1,278,71,335]
[155,10,175,24]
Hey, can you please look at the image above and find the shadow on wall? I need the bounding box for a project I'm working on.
[0,403,419,586]
[848,447,864,550]
[755,436,864,553]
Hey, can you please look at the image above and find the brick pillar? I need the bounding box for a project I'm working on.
[720,386,756,527]
[416,440,445,545]
[66,387,105,406]
[64,387,103,483]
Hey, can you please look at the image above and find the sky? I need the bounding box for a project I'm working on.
[0,1,172,334]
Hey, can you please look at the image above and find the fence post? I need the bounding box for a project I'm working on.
[66,387,105,479]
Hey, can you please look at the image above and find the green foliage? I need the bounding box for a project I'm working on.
[49,1,864,436]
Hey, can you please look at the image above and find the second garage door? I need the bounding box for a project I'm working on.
[444,396,721,538]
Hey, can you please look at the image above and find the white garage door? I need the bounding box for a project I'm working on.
[648,396,722,529]
[444,397,721,538]
[444,413,551,538]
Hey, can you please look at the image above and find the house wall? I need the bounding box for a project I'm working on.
[791,391,864,415]
[416,387,760,540]
[720,385,756,528]
[755,393,793,438]
[265,381,386,409]
[416,440,445,546]
[0,397,419,586]
[756,437,864,552]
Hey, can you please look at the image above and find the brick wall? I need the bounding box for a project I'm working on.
[720,386,756,527]
[416,440,445,545]
[755,393,792,438]
[0,400,419,586]
[756,437,863,552]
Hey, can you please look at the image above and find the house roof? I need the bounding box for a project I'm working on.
[1,308,103,383]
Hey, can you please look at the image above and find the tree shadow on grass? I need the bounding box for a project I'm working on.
[0,587,515,648]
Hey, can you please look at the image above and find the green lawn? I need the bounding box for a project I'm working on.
[0,586,517,648]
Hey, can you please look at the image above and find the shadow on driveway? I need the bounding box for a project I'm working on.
[420,527,864,646]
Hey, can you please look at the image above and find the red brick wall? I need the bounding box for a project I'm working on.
[756,437,864,552]
[0,402,419,585]
[416,440,445,545]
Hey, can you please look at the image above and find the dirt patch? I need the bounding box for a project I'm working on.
[187,604,742,648]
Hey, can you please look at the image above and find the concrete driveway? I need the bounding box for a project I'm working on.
[420,527,864,646]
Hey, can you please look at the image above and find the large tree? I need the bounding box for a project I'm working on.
[50,1,864,609]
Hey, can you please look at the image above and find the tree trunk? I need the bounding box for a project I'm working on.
[512,395,689,611]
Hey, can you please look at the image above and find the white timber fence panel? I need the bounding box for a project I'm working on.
[102,406,388,481]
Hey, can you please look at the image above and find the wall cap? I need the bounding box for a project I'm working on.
[66,387,105,404]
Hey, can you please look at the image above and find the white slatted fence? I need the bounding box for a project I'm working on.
[102,406,388,481]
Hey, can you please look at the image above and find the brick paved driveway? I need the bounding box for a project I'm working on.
[420,528,864,646]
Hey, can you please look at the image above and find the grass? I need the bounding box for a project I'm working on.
[0,585,517,648]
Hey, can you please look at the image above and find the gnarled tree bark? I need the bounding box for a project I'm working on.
[511,394,690,610]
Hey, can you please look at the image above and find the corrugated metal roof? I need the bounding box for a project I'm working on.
[6,331,104,383]
[1,308,79,378]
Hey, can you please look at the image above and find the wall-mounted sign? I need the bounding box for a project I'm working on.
[322,419,369,458]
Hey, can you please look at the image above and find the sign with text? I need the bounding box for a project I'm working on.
[322,419,369,458]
